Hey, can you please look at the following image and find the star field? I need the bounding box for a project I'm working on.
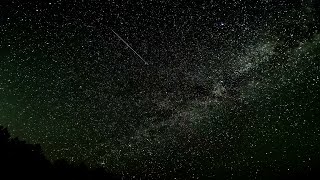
[0,0,320,178]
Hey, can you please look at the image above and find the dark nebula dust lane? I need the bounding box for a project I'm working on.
[1,0,320,178]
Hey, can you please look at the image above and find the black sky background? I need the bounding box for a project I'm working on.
[1,0,320,178]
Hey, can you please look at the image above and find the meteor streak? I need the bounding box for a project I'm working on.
[111,29,149,65]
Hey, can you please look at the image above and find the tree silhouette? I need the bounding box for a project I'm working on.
[2,125,320,179]
[0,126,121,180]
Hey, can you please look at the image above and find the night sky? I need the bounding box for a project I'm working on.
[1,0,320,178]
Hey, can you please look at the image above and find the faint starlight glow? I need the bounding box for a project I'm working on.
[0,0,319,179]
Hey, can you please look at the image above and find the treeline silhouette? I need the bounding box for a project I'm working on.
[0,126,122,180]
[2,125,320,179]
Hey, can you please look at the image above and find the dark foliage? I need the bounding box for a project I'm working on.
[1,126,320,179]
[0,126,121,180]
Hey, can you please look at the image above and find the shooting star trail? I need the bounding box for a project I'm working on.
[111,29,149,65]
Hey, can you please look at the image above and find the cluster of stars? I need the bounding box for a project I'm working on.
[0,0,319,178]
